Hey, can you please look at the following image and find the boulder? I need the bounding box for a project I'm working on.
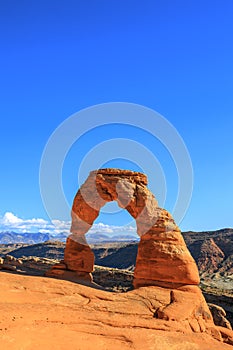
[209,303,232,330]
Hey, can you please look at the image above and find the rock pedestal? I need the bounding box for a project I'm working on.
[45,235,94,283]
[133,208,200,288]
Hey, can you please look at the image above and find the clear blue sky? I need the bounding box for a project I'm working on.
[0,0,233,233]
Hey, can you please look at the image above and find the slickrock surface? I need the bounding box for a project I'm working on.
[0,272,233,349]
[47,168,200,288]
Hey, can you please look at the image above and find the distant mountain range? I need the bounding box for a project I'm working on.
[1,228,233,245]
[0,231,64,244]
[0,231,51,244]
[0,230,139,244]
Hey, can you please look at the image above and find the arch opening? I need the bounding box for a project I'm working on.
[91,199,136,228]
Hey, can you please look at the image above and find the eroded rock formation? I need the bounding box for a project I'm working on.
[47,168,200,288]
[37,168,233,345]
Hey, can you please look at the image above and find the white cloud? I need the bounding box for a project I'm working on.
[0,212,137,238]
[2,212,23,225]
[0,212,59,234]
[51,219,71,231]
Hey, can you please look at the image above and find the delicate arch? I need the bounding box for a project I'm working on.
[48,169,200,289]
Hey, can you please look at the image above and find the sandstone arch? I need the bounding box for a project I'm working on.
[47,169,200,289]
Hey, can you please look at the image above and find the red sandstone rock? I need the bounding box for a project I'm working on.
[63,234,94,272]
[134,208,200,288]
[59,168,200,288]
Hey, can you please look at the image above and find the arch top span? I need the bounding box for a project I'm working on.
[70,168,158,236]
[90,168,148,185]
